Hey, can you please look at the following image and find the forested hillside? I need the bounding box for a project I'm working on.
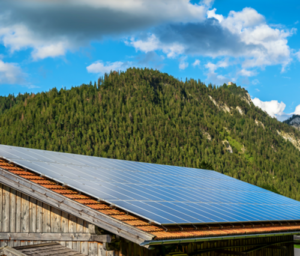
[1,68,300,199]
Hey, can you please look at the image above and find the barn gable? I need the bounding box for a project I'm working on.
[0,183,111,255]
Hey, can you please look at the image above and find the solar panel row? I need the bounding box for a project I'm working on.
[0,145,299,225]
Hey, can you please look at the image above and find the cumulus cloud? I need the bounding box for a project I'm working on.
[129,8,295,70]
[239,69,257,77]
[204,60,232,85]
[179,62,189,70]
[0,60,26,84]
[0,0,207,59]
[252,97,300,121]
[294,105,300,115]
[252,98,286,118]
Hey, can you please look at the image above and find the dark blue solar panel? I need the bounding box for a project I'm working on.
[0,144,299,225]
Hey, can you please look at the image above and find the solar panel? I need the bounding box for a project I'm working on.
[0,144,299,225]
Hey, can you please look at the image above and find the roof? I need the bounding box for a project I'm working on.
[0,243,84,256]
[0,145,300,244]
[0,145,299,226]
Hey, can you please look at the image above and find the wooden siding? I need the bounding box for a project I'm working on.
[0,184,109,256]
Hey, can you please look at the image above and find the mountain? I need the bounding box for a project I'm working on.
[0,68,300,200]
[284,115,300,131]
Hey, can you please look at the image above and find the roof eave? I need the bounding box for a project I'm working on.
[141,230,300,246]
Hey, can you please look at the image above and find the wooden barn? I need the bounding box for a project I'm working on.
[0,145,300,256]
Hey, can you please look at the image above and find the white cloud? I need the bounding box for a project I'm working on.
[0,60,26,84]
[294,104,300,115]
[295,50,300,61]
[179,61,188,70]
[239,69,257,77]
[252,98,286,118]
[205,60,229,73]
[127,34,159,53]
[127,34,185,58]
[0,24,68,60]
[87,61,129,74]
[207,8,224,23]
[252,97,300,121]
[220,8,294,70]
[252,79,259,85]
[205,60,232,85]
[129,7,295,72]
[192,59,200,67]
[32,42,68,60]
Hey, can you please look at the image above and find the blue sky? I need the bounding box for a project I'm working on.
[0,0,299,121]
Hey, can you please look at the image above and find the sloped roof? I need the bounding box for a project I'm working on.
[0,147,300,244]
[0,145,300,226]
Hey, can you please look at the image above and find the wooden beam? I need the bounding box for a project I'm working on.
[0,246,27,256]
[0,168,154,245]
[0,232,111,242]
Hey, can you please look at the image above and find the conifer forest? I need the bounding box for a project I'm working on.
[0,68,300,200]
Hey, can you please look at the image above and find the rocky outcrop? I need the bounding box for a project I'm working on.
[277,130,300,151]
[201,129,212,141]
[208,96,231,114]
[241,92,252,106]
[255,119,265,129]
[236,106,244,115]
[222,140,233,153]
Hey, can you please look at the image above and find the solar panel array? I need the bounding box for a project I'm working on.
[0,144,299,225]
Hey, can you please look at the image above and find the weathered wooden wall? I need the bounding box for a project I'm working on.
[0,184,109,256]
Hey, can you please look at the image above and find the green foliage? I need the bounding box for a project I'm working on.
[0,68,300,200]
[0,93,28,114]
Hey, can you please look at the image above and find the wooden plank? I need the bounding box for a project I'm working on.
[0,184,2,232]
[15,191,22,248]
[88,242,98,256]
[29,198,37,233]
[0,232,110,241]
[36,200,43,233]
[81,221,89,254]
[51,207,61,233]
[98,243,106,256]
[0,170,154,245]
[2,186,10,232]
[10,189,16,232]
[21,194,29,233]
[88,223,96,234]
[77,218,86,254]
[69,215,78,252]
[16,192,22,233]
[61,210,69,247]
[1,246,27,256]
[42,203,51,233]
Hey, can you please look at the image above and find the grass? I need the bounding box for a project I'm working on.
[294,244,300,249]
